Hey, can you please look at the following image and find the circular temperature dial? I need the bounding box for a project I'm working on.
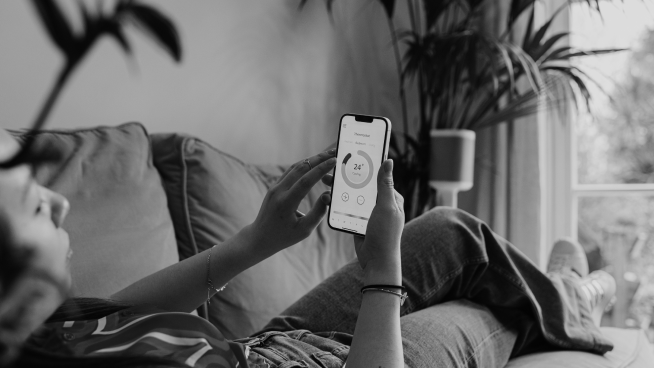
[341,150,374,189]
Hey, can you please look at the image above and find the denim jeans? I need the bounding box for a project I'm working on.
[235,208,613,368]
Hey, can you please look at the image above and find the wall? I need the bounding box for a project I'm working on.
[0,0,406,164]
[1,0,550,264]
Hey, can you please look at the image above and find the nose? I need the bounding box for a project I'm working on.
[43,188,70,228]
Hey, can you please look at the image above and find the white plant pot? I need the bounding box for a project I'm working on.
[429,129,476,208]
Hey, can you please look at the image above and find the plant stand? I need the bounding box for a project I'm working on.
[428,130,476,208]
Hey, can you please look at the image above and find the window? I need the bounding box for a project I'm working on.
[570,0,654,339]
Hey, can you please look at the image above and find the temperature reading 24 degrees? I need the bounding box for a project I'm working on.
[342,151,374,189]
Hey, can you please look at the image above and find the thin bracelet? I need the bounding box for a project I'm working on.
[206,245,227,305]
[361,288,408,306]
[360,284,406,293]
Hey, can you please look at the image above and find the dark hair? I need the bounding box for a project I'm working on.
[9,298,187,368]
[0,141,187,367]
[0,225,186,367]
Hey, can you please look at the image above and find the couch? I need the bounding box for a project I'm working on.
[14,122,653,367]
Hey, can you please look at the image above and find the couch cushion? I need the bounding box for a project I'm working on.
[151,133,355,339]
[505,327,654,368]
[11,123,179,298]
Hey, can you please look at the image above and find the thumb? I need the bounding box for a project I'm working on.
[376,159,395,200]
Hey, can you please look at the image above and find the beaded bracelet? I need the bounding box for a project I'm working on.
[206,245,227,305]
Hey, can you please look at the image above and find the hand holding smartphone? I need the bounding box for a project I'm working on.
[328,114,391,236]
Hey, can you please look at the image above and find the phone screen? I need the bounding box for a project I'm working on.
[328,114,391,236]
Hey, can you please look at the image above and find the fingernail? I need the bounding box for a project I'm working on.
[329,148,336,154]
[385,159,393,173]
[327,157,336,165]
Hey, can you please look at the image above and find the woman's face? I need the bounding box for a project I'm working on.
[0,129,71,346]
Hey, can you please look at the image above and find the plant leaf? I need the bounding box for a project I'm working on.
[533,32,569,62]
[105,20,132,55]
[30,0,77,58]
[424,0,458,32]
[508,0,534,32]
[117,1,182,62]
[525,4,566,54]
[543,46,573,61]
[506,42,542,93]
[379,0,395,18]
[494,42,516,91]
[557,48,627,60]
[521,5,535,47]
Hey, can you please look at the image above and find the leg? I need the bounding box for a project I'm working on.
[259,208,611,356]
[259,208,493,335]
[401,300,518,368]
[248,299,520,368]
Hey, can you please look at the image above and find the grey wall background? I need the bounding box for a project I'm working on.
[0,0,410,164]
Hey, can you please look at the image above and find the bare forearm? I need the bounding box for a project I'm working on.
[110,149,337,312]
[110,224,264,312]
[346,259,404,368]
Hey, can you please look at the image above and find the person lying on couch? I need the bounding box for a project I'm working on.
[0,128,616,368]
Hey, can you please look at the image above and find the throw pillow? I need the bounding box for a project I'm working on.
[11,123,179,298]
[151,133,355,339]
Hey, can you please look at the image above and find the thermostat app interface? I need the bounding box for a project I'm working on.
[329,115,390,235]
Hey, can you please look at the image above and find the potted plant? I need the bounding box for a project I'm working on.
[395,0,623,218]
[311,0,621,219]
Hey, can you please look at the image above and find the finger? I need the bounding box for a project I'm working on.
[276,163,297,184]
[321,173,334,187]
[319,190,331,206]
[288,157,337,206]
[299,193,328,230]
[323,141,337,151]
[376,159,395,202]
[278,149,336,190]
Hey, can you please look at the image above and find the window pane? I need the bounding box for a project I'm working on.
[572,1,654,184]
[578,196,654,338]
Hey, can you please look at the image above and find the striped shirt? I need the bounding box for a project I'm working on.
[35,305,257,367]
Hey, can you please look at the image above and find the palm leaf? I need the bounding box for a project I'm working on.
[508,0,535,32]
[505,42,542,93]
[543,66,592,110]
[473,91,541,130]
[542,45,573,62]
[471,76,566,130]
[494,42,516,91]
[424,0,459,32]
[520,5,535,46]
[30,0,78,58]
[532,32,569,62]
[104,20,132,55]
[116,1,181,62]
[557,48,627,60]
[524,4,566,54]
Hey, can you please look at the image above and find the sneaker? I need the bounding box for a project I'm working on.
[580,270,617,326]
[547,238,589,277]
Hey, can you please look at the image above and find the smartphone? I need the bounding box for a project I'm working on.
[328,113,392,236]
